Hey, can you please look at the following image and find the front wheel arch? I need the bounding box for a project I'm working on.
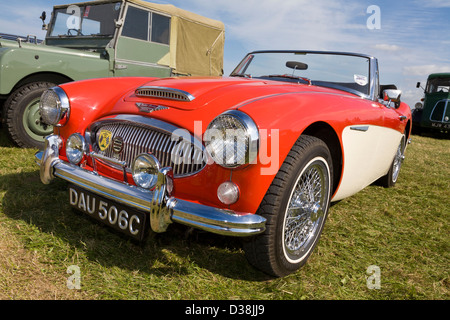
[11,72,73,94]
[302,122,342,196]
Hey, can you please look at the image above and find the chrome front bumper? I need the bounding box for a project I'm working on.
[35,135,266,237]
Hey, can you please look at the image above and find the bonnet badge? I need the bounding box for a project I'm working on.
[136,103,169,113]
[98,130,112,151]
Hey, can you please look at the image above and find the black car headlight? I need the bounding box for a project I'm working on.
[204,110,259,168]
[39,87,70,126]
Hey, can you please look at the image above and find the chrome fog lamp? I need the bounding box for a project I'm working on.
[217,181,240,205]
[204,110,259,168]
[39,87,70,126]
[66,133,86,165]
[132,154,160,189]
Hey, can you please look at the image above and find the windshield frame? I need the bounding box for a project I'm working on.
[47,1,123,39]
[230,50,378,101]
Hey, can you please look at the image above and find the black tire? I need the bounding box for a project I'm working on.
[243,135,333,277]
[377,135,406,188]
[3,82,55,149]
[411,109,423,135]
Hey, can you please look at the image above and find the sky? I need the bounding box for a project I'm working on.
[1,0,449,108]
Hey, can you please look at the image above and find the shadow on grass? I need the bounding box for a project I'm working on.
[1,170,271,282]
[0,126,15,148]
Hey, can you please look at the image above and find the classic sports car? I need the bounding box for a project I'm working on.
[35,50,412,277]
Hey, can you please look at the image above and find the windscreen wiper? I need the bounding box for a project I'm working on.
[264,74,311,85]
[230,73,252,78]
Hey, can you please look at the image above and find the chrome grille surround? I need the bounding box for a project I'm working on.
[86,115,206,177]
[135,86,195,102]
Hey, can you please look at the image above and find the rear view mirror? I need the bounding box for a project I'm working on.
[416,82,421,88]
[383,89,402,108]
[286,61,308,70]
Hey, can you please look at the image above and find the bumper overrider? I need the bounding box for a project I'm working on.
[35,135,266,238]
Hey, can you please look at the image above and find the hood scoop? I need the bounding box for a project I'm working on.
[135,86,195,102]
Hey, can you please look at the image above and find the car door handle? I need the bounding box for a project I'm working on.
[350,126,369,132]
[399,115,407,121]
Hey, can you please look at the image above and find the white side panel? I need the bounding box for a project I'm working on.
[332,125,402,201]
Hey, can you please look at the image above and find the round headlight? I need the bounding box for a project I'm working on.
[132,154,160,189]
[39,87,70,126]
[414,102,423,110]
[204,110,259,168]
[66,133,86,165]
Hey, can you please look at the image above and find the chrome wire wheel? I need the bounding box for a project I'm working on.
[243,135,333,277]
[282,157,330,263]
[391,137,405,183]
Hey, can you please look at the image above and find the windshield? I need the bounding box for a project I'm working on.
[426,78,450,94]
[49,2,122,37]
[231,51,371,97]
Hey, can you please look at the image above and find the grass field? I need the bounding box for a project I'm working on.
[0,129,448,300]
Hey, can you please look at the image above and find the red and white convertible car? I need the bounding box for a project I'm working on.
[36,50,412,277]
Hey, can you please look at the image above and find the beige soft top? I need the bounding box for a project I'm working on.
[55,0,225,76]
[129,0,225,76]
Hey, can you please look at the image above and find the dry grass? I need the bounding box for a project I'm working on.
[0,223,91,299]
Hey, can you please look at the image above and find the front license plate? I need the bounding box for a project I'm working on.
[68,185,147,241]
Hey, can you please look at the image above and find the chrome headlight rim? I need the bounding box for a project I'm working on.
[204,110,259,169]
[39,86,70,127]
[66,133,87,165]
[132,153,161,189]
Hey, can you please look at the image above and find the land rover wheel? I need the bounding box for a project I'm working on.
[3,82,55,149]
[243,135,333,277]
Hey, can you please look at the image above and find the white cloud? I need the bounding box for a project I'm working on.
[186,0,366,51]
[0,2,52,38]
[415,0,450,8]
[372,44,401,51]
[403,64,450,76]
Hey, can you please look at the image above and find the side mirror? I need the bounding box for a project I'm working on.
[383,89,402,108]
[416,82,420,88]
[40,11,47,30]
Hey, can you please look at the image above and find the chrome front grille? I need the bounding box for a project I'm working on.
[91,121,206,177]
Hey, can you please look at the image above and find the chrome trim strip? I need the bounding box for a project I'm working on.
[90,151,127,168]
[115,58,170,69]
[35,135,266,237]
[350,126,369,132]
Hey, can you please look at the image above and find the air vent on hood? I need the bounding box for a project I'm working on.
[135,86,195,102]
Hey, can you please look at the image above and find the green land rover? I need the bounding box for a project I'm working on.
[0,0,225,148]
[413,73,450,136]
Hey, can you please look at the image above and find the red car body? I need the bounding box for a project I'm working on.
[36,51,412,276]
